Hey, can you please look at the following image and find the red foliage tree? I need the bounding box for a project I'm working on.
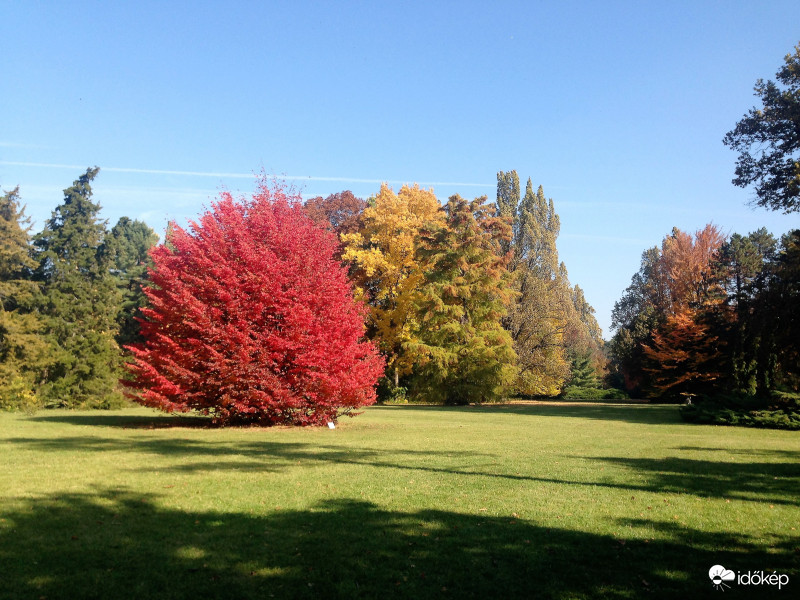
[124,180,384,426]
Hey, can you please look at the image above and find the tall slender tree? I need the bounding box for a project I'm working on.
[34,167,122,407]
[496,170,520,255]
[507,179,571,395]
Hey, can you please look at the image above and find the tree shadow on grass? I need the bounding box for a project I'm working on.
[27,413,214,429]
[587,456,800,506]
[9,433,800,506]
[371,403,682,426]
[29,403,680,429]
[1,490,796,600]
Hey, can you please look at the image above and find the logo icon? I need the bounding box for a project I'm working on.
[709,565,736,591]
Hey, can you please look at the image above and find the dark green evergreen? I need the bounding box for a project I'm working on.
[33,167,123,408]
[103,217,159,347]
[714,229,777,395]
[607,247,667,395]
[565,351,600,389]
[723,42,800,213]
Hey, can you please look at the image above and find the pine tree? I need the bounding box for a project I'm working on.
[405,195,516,404]
[0,187,50,409]
[714,230,777,394]
[33,167,123,408]
[565,350,600,389]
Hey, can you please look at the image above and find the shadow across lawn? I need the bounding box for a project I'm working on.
[0,489,796,600]
[30,403,680,429]
[9,434,799,506]
[28,413,214,429]
[586,455,800,506]
[370,403,682,426]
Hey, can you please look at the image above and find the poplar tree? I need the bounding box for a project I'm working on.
[508,179,571,395]
[496,170,520,255]
[34,167,123,407]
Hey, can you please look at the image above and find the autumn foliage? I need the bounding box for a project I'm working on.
[125,181,384,426]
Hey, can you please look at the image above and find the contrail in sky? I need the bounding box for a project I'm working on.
[0,161,494,188]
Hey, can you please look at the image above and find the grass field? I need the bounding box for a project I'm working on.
[1,403,798,599]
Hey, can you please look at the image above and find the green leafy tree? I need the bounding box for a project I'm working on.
[33,168,123,408]
[405,195,516,404]
[723,42,800,212]
[103,217,159,347]
[608,247,666,394]
[0,187,50,409]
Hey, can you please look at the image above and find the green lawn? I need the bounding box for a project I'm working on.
[1,403,798,599]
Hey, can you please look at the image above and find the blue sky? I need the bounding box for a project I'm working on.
[2,1,798,336]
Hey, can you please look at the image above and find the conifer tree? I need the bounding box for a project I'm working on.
[103,217,159,347]
[33,168,122,408]
[565,350,600,389]
[642,309,723,400]
[0,187,49,409]
[406,195,516,404]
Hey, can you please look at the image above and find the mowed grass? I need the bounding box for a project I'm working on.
[1,403,798,599]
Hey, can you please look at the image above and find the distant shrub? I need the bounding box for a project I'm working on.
[377,380,408,405]
[0,375,41,413]
[560,386,630,401]
[680,391,800,430]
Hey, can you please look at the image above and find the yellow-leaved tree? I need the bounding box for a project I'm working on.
[341,184,444,389]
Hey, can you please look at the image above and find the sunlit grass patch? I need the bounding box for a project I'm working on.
[0,404,798,599]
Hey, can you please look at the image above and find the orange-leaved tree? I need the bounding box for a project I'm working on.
[643,308,724,400]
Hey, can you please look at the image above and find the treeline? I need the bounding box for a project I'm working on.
[608,224,799,426]
[0,168,157,410]
[1,167,605,410]
[306,170,605,404]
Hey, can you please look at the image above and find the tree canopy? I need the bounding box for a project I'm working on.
[125,180,384,426]
[723,41,800,213]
